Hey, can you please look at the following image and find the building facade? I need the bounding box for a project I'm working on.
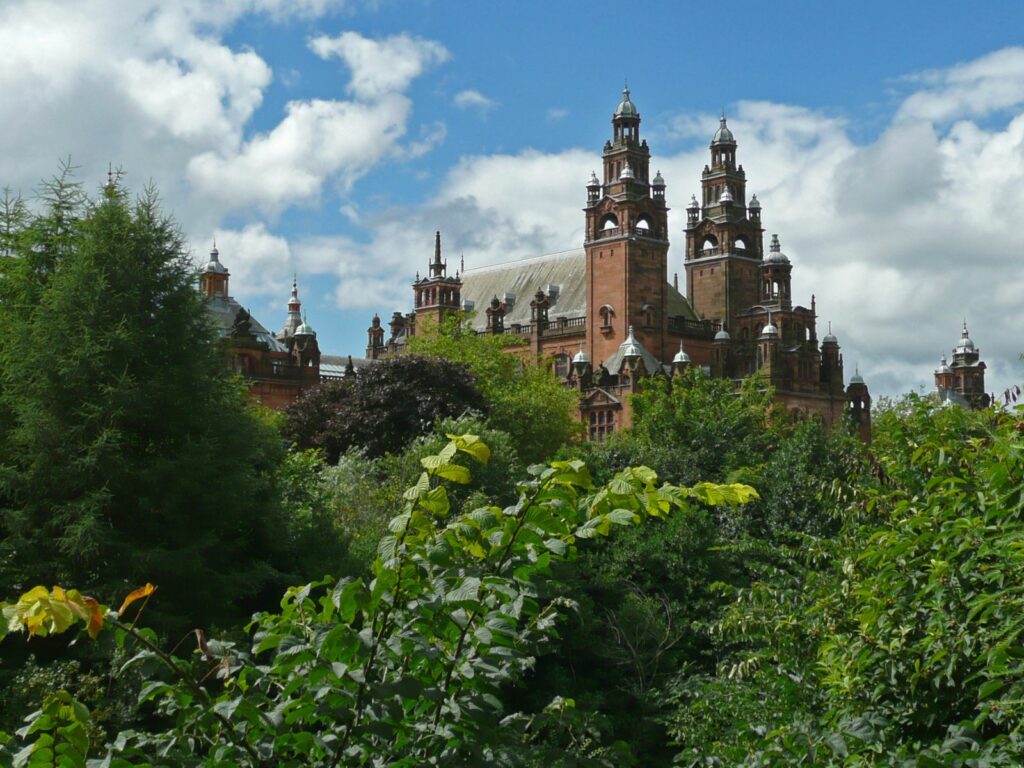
[933,323,989,408]
[200,245,369,409]
[369,89,872,441]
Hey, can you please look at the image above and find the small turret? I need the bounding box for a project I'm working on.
[200,242,230,300]
[282,276,303,338]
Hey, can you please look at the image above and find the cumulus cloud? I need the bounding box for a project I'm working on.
[189,95,413,215]
[453,89,497,113]
[210,222,293,298]
[0,1,453,307]
[898,47,1024,123]
[310,32,449,100]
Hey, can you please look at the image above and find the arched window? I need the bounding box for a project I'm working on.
[641,303,656,328]
[734,235,748,250]
[600,214,619,231]
[635,215,651,231]
[701,235,718,251]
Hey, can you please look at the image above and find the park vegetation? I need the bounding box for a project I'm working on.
[1,175,1023,766]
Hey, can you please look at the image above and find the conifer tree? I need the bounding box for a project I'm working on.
[0,170,288,629]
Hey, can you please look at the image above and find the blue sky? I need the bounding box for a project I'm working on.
[2,0,1024,400]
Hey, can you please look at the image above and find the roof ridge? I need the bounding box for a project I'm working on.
[461,247,585,275]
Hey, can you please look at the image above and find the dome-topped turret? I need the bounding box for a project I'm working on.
[760,318,779,337]
[766,234,790,264]
[954,322,976,355]
[652,170,665,187]
[748,194,761,210]
[572,342,590,365]
[672,339,691,365]
[850,367,865,385]
[614,86,639,119]
[712,114,735,145]
[620,161,634,180]
[822,321,838,345]
[687,194,700,210]
[719,186,733,203]
[294,315,316,337]
[715,326,731,341]
[587,170,600,188]
[936,354,952,374]
[205,243,228,274]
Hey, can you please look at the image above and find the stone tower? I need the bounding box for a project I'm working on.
[584,87,671,366]
[199,243,229,300]
[684,115,765,333]
[934,322,989,408]
[412,231,462,332]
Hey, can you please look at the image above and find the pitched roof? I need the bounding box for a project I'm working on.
[459,248,698,330]
[205,295,287,352]
[460,249,586,331]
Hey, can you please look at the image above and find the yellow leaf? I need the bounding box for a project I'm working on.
[118,584,157,617]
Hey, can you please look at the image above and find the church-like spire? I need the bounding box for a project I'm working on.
[282,274,303,337]
[429,230,445,278]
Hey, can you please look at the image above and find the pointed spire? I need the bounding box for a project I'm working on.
[572,340,590,365]
[428,230,446,278]
[673,337,691,366]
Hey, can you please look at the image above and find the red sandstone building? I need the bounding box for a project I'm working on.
[199,245,363,408]
[368,88,872,440]
[932,323,989,408]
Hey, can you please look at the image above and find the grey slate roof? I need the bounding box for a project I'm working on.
[206,295,288,352]
[459,248,699,330]
[460,249,586,331]
[603,334,664,375]
[321,355,379,378]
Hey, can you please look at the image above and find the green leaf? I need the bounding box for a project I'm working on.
[433,463,471,485]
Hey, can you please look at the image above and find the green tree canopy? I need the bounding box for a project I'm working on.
[0,171,289,629]
[408,314,581,463]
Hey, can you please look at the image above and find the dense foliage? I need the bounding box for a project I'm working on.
[282,355,486,462]
[663,397,1024,765]
[408,315,581,463]
[0,436,756,766]
[3,171,1023,767]
[0,173,289,630]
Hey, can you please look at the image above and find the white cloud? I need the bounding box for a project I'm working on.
[898,47,1024,123]
[209,222,293,300]
[188,95,413,215]
[546,107,569,122]
[454,89,497,113]
[310,32,449,100]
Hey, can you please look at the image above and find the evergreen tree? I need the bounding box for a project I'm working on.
[0,171,288,629]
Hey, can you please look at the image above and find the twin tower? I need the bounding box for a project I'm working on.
[371,87,870,439]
